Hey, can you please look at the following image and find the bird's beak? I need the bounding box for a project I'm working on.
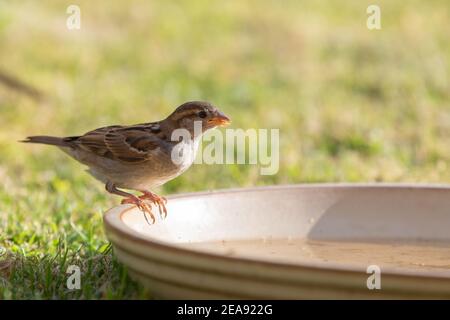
[208,111,231,127]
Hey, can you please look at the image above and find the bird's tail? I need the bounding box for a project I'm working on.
[21,135,76,147]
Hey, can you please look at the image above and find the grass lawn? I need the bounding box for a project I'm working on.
[0,0,449,298]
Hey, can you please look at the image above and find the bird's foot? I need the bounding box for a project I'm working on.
[139,191,168,219]
[121,195,156,225]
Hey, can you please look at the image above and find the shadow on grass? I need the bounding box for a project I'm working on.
[0,243,149,299]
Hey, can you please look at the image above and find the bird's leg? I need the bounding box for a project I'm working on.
[105,182,155,225]
[138,190,168,219]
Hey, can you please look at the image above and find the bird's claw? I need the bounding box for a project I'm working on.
[139,192,168,219]
[121,196,156,225]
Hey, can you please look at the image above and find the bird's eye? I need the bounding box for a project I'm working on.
[198,111,207,118]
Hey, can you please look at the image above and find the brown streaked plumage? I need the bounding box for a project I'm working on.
[22,101,231,224]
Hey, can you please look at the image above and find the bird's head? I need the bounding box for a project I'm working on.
[167,101,231,137]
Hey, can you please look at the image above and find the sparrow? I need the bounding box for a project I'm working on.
[22,101,231,224]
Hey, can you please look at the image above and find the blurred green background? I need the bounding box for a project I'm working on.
[0,0,449,298]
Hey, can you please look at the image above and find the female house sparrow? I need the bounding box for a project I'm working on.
[23,101,231,224]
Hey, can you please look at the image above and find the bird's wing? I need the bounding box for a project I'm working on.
[75,123,168,163]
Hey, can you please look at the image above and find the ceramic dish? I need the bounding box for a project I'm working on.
[103,184,450,299]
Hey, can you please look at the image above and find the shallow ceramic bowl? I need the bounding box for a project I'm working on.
[103,184,450,299]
